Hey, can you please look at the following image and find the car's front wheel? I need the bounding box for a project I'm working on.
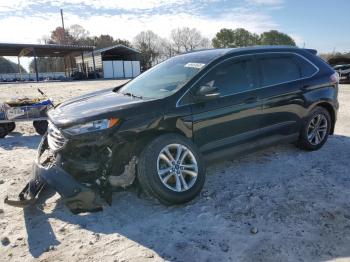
[138,134,205,205]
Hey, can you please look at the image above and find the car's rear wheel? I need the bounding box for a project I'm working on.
[33,120,48,135]
[297,106,331,151]
[138,134,205,205]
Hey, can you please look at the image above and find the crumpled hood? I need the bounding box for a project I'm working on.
[49,89,154,127]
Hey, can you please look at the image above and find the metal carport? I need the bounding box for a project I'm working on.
[0,43,94,81]
[75,45,141,79]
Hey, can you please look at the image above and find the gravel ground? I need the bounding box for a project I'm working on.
[0,81,349,262]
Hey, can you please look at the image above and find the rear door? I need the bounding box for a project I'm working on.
[190,55,262,153]
[256,53,318,138]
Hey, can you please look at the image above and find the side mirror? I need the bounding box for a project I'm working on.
[195,83,220,101]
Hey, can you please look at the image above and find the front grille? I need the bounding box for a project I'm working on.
[47,121,67,151]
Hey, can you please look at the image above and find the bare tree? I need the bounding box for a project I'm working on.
[170,27,211,54]
[50,26,75,45]
[170,28,183,54]
[68,24,90,42]
[133,30,163,70]
[159,38,174,59]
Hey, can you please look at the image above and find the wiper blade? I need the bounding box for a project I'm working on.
[120,92,143,99]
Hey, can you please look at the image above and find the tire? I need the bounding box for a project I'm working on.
[33,120,48,135]
[297,106,331,151]
[138,134,205,205]
[6,122,16,133]
[0,124,8,138]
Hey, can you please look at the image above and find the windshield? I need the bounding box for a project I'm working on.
[118,50,224,99]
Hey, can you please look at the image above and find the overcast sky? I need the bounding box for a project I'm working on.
[0,0,349,56]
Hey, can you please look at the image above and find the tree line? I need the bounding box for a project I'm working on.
[27,24,298,73]
[0,57,27,74]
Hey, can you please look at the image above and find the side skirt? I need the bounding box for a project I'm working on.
[203,133,299,165]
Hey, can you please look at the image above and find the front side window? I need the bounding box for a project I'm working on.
[196,57,256,97]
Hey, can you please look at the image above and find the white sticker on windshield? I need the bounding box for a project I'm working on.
[184,63,205,69]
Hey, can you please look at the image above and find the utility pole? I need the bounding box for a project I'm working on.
[60,9,65,31]
[60,8,69,76]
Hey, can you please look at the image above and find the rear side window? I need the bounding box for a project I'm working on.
[258,53,318,87]
[258,54,300,86]
[293,55,318,77]
[198,57,256,97]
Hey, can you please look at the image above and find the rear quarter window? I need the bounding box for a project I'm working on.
[292,55,318,78]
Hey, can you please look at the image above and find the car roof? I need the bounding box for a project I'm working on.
[183,45,314,58]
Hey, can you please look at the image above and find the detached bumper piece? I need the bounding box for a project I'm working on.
[4,136,103,214]
[4,178,44,208]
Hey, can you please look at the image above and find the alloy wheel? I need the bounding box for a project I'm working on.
[157,143,198,192]
[307,114,328,145]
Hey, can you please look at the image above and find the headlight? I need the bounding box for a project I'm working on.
[63,118,119,135]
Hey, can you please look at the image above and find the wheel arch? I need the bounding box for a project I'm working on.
[133,129,190,157]
[310,101,336,134]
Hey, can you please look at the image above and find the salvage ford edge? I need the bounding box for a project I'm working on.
[5,46,339,213]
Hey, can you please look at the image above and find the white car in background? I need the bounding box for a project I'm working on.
[334,64,350,83]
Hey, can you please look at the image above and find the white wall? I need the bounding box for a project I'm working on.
[113,61,124,78]
[123,61,133,78]
[102,60,140,79]
[132,61,141,77]
[102,61,114,78]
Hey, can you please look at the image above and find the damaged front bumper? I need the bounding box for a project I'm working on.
[5,136,103,214]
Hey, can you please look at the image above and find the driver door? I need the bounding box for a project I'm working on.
[190,55,262,153]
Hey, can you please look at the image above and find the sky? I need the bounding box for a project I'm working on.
[0,0,349,70]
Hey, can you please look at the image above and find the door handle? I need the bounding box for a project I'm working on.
[243,97,257,104]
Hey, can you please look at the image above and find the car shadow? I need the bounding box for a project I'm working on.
[0,133,41,150]
[22,134,350,261]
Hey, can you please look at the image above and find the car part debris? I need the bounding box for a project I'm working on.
[4,179,44,208]
[66,190,103,214]
[108,157,137,188]
[4,135,135,214]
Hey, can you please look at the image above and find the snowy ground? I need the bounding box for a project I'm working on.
[0,80,350,262]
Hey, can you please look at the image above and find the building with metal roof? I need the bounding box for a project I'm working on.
[75,44,141,79]
[0,43,93,57]
[0,43,142,82]
[0,43,94,82]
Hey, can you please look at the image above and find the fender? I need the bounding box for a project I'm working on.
[303,85,338,134]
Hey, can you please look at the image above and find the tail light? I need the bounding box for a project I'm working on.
[330,72,339,84]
